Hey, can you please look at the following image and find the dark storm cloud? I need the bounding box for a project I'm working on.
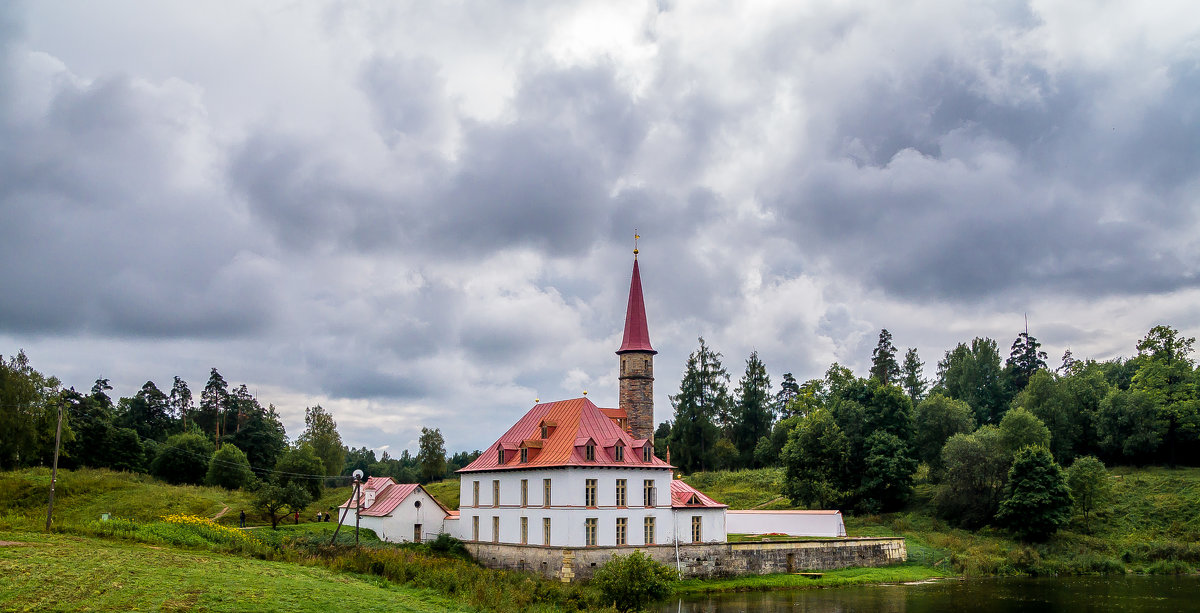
[0,46,279,338]
[765,33,1200,304]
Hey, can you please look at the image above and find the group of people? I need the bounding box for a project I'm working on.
[235,509,337,528]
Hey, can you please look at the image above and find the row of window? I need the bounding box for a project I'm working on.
[472,478,658,508]
[501,444,652,464]
[469,515,703,545]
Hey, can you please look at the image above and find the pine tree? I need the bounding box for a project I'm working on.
[199,368,228,446]
[667,337,729,473]
[774,372,800,415]
[995,446,1072,541]
[733,351,773,468]
[900,348,927,404]
[1005,331,1048,394]
[870,329,899,384]
[169,376,192,430]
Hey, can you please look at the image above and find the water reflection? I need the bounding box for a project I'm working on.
[662,576,1200,613]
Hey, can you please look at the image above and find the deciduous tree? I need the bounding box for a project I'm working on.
[995,446,1072,541]
[912,393,975,474]
[782,409,851,509]
[1065,455,1110,532]
[417,427,447,483]
[152,432,213,485]
[297,404,345,477]
[206,443,255,490]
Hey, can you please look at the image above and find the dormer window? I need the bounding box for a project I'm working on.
[539,420,557,439]
[643,445,652,462]
[541,424,548,438]
[614,445,625,461]
[520,447,528,463]
[585,444,595,461]
[688,493,701,505]
[498,448,505,464]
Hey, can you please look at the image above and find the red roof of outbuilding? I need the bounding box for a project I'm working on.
[458,397,671,473]
[617,259,656,354]
[670,480,728,508]
[339,477,451,517]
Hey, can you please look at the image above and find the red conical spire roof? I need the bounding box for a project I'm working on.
[617,258,656,354]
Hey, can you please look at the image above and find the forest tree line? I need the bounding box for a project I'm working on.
[0,360,481,525]
[659,325,1199,538]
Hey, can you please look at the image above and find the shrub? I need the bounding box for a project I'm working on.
[205,444,254,490]
[151,433,213,485]
[591,551,676,612]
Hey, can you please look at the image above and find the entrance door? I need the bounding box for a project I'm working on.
[414,524,422,543]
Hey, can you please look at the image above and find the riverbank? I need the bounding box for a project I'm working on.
[673,564,950,594]
[683,466,1200,577]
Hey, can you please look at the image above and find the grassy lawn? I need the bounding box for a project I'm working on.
[0,530,474,613]
[424,478,460,510]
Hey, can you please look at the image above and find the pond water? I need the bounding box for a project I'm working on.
[660,576,1200,613]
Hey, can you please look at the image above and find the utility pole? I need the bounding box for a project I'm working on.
[45,399,64,531]
[331,470,363,546]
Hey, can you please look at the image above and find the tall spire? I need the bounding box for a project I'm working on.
[617,256,656,355]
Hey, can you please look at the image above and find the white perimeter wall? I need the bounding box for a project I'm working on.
[455,467,725,546]
[726,511,846,537]
[340,488,449,543]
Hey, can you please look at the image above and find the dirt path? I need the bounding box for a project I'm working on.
[752,496,785,509]
[211,506,230,520]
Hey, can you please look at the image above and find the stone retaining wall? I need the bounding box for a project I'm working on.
[464,537,906,582]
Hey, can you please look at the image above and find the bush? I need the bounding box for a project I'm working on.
[205,444,254,490]
[1146,559,1192,575]
[591,551,676,612]
[151,433,213,485]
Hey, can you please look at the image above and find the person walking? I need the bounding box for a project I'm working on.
[239,510,246,528]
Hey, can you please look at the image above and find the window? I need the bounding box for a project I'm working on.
[492,480,500,508]
[585,518,597,546]
[643,480,656,507]
[543,517,551,545]
[473,481,480,507]
[520,447,528,463]
[498,448,504,464]
[585,479,597,507]
[521,479,528,507]
[643,445,652,462]
[543,478,552,508]
[585,444,595,461]
[472,516,479,541]
[615,517,627,545]
[615,479,626,507]
[615,445,624,461]
[520,517,528,544]
[691,516,702,543]
[644,517,655,544]
[541,424,548,438]
[492,516,499,543]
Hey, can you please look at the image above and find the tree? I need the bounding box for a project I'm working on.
[199,368,228,445]
[1096,388,1163,464]
[274,445,325,500]
[417,427,447,483]
[117,381,172,442]
[858,431,917,513]
[344,446,378,476]
[254,482,312,529]
[169,376,193,431]
[774,372,801,415]
[0,351,65,469]
[206,443,255,490]
[995,446,1072,541]
[667,338,728,473]
[1005,331,1048,395]
[912,394,975,474]
[223,402,288,474]
[1012,370,1076,463]
[152,432,214,485]
[1058,349,1077,375]
[63,385,119,470]
[934,426,1007,529]
[107,428,145,472]
[591,551,676,612]
[997,406,1051,457]
[1131,325,1198,466]
[781,409,851,509]
[870,329,899,385]
[901,348,927,404]
[1065,455,1110,532]
[936,338,1007,424]
[732,351,774,467]
[297,405,345,477]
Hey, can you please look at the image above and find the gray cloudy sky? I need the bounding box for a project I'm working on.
[2,1,1198,455]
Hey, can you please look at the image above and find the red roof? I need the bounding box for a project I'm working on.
[617,259,656,354]
[458,397,671,473]
[670,480,727,508]
[339,477,451,517]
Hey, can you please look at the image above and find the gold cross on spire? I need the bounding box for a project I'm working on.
[633,230,640,258]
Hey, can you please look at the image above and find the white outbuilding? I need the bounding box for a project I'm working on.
[338,477,452,543]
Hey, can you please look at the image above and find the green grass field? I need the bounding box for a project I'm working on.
[0,530,472,613]
[424,478,460,510]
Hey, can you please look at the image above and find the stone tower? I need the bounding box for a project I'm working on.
[617,254,656,441]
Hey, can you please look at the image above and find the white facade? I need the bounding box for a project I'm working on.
[726,510,847,538]
[340,487,450,543]
[455,466,725,546]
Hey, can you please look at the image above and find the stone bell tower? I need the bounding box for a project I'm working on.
[617,242,656,441]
